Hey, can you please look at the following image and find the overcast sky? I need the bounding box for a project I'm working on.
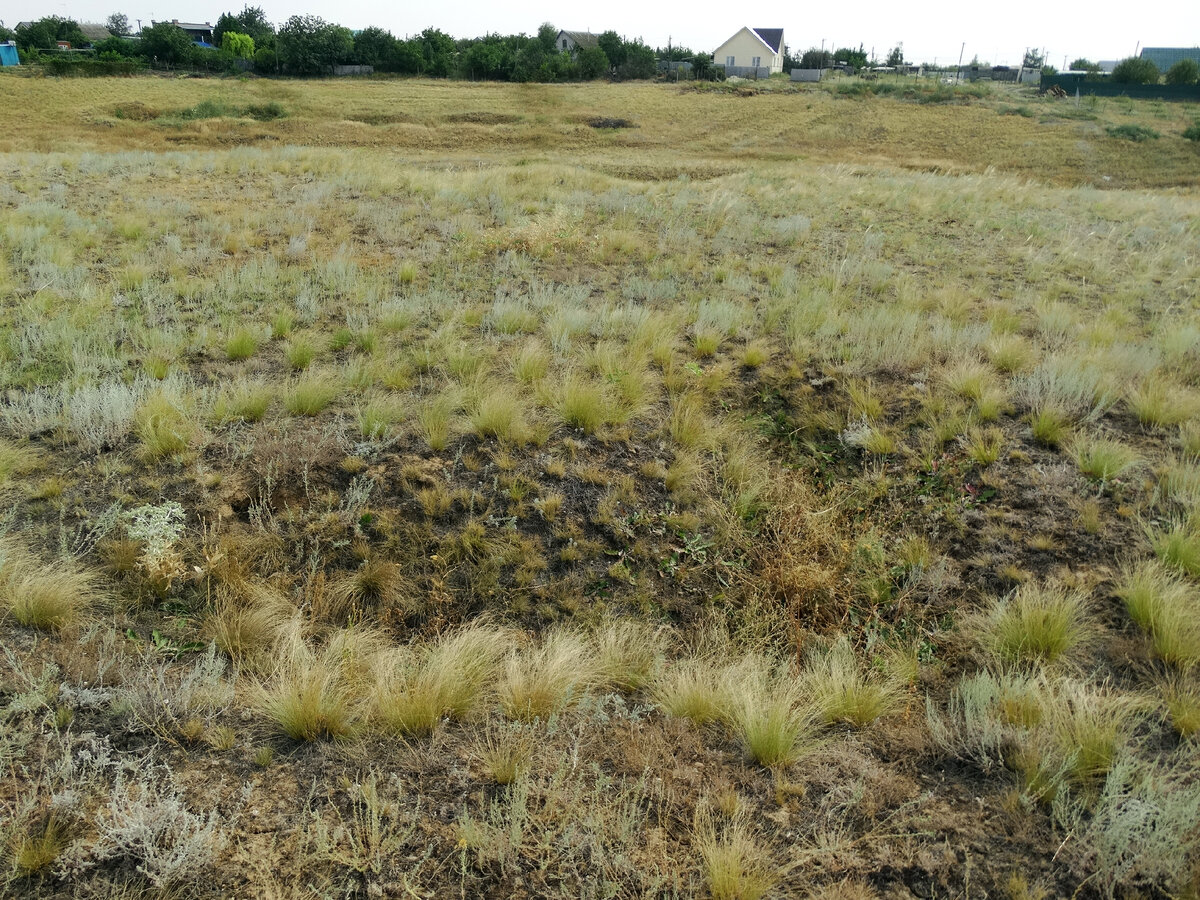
[5,0,1196,66]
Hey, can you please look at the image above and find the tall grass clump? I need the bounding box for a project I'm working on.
[256,626,379,741]
[374,623,511,736]
[1151,519,1200,579]
[1070,434,1141,483]
[1115,559,1200,668]
[653,657,733,725]
[1,547,102,631]
[726,656,818,768]
[285,372,341,417]
[498,631,597,722]
[136,393,197,461]
[593,619,666,692]
[976,581,1092,666]
[804,637,901,727]
[694,809,777,900]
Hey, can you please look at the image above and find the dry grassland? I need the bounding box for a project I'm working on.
[0,72,1199,898]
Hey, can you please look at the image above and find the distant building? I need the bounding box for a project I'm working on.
[78,23,113,44]
[556,31,599,54]
[152,20,215,45]
[1139,47,1200,71]
[713,27,784,76]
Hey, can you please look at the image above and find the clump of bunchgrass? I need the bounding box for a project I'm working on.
[470,390,532,444]
[976,581,1093,666]
[1151,519,1200,578]
[804,637,902,727]
[205,583,290,670]
[213,379,272,424]
[965,426,1004,467]
[1030,406,1070,448]
[323,557,407,624]
[225,328,259,361]
[283,334,321,371]
[498,631,597,722]
[1070,434,1141,483]
[1,547,102,632]
[136,393,197,461]
[1128,380,1196,429]
[726,656,819,768]
[1048,681,1138,784]
[653,657,733,725]
[374,623,510,736]
[476,723,534,785]
[694,807,777,900]
[1115,559,1200,667]
[256,625,380,741]
[285,372,341,417]
[417,395,456,451]
[593,619,666,692]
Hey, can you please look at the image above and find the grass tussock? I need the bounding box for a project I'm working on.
[374,623,510,736]
[726,656,819,768]
[805,637,902,727]
[1,543,103,631]
[976,581,1093,667]
[1115,559,1200,668]
[694,808,778,900]
[256,625,382,741]
[498,631,597,722]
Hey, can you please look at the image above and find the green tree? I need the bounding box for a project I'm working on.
[691,53,713,80]
[15,17,88,51]
[93,34,138,58]
[616,39,655,79]
[1165,58,1200,85]
[221,32,254,58]
[277,15,354,75]
[800,48,833,68]
[105,13,130,36]
[1070,58,1101,72]
[140,21,196,67]
[886,44,905,66]
[537,23,557,54]
[1111,56,1159,84]
[416,27,456,76]
[215,6,275,50]
[1022,47,1044,68]
[597,31,625,69]
[577,45,609,79]
[835,45,868,69]
[352,26,396,68]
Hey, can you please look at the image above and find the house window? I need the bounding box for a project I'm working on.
[725,56,735,67]
[562,39,568,50]
[752,56,761,68]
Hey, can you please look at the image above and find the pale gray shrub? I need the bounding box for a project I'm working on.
[84,773,227,889]
[1053,755,1200,897]
[120,645,233,737]
[1016,355,1120,421]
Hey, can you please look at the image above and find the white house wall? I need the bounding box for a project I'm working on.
[713,29,782,73]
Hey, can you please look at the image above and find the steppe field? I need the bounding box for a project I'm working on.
[1,71,1199,899]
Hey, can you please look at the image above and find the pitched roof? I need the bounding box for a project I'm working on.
[79,23,113,42]
[752,28,783,54]
[1139,47,1200,70]
[559,30,599,49]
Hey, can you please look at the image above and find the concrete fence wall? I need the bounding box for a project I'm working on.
[722,65,771,79]
[790,68,824,82]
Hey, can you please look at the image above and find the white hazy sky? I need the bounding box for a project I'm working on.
[5,0,1197,67]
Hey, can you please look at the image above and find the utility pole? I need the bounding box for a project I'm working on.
[956,42,965,83]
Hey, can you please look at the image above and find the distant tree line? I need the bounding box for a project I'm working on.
[0,8,711,80]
